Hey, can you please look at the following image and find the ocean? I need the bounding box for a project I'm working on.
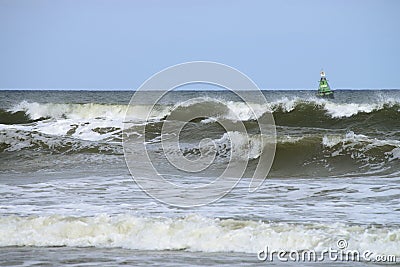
[0,89,399,266]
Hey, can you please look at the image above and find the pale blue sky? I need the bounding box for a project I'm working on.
[0,0,399,89]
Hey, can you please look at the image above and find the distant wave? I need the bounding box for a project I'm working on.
[1,98,400,176]
[2,97,400,125]
[4,101,130,122]
[0,214,398,255]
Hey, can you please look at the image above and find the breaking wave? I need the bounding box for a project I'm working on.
[2,97,400,125]
[2,123,399,177]
[0,214,399,255]
[4,101,130,122]
[1,98,400,176]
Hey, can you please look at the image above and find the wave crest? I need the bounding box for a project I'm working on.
[1,214,399,255]
[2,97,400,125]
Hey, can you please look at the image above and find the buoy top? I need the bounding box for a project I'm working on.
[320,71,326,77]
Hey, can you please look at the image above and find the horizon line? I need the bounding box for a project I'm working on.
[1,88,400,91]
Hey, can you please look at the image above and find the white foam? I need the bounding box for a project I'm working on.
[322,131,400,164]
[0,214,398,255]
[162,131,266,162]
[322,131,400,149]
[216,131,266,160]
[3,102,134,143]
[8,97,400,125]
[324,102,383,118]
[9,101,126,120]
[322,132,368,148]
[225,101,269,121]
[268,97,398,118]
[3,98,400,152]
[388,147,400,161]
[269,97,299,112]
[173,97,271,121]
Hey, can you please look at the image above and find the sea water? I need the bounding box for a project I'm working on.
[0,90,399,266]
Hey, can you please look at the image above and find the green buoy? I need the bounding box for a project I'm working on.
[316,71,334,98]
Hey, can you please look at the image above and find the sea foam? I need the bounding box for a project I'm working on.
[0,214,399,255]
